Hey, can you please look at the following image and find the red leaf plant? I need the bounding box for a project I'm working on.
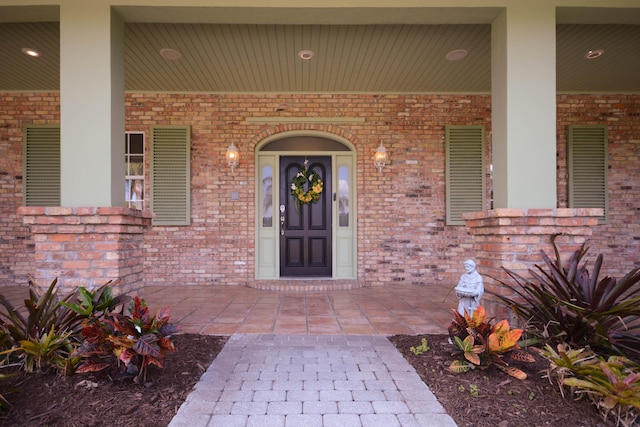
[72,296,179,383]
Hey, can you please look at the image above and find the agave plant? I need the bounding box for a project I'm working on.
[448,306,535,379]
[489,237,640,359]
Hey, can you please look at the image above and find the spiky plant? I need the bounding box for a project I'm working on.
[489,237,640,359]
[0,279,83,345]
[0,279,85,374]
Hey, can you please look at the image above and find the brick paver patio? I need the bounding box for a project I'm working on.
[138,284,456,336]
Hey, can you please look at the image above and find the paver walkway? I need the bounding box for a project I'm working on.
[169,334,457,427]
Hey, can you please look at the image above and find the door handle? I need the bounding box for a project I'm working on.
[280,205,285,236]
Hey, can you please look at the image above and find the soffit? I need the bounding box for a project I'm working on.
[0,6,638,93]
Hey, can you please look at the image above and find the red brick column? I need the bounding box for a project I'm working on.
[18,207,152,294]
[463,208,602,321]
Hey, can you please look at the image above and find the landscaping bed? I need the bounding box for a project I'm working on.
[390,334,615,427]
[1,332,616,427]
[0,334,227,427]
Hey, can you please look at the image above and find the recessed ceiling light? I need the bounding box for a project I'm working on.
[160,48,182,60]
[298,49,314,60]
[445,49,468,61]
[585,49,604,60]
[21,48,41,58]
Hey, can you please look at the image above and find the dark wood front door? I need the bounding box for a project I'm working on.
[279,156,332,277]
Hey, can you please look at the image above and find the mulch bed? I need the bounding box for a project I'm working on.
[0,333,620,427]
[0,334,227,427]
[390,334,616,427]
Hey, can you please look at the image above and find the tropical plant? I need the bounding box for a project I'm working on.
[73,296,179,383]
[538,343,640,427]
[2,325,74,374]
[448,306,535,379]
[0,279,85,373]
[489,237,640,359]
[0,279,84,345]
[0,325,12,351]
[61,281,129,320]
[536,343,597,398]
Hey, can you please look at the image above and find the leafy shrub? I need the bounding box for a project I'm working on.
[0,279,83,344]
[538,343,640,427]
[0,279,84,374]
[490,238,640,359]
[13,325,74,374]
[0,280,178,414]
[0,280,129,375]
[448,306,535,379]
[61,281,129,320]
[72,296,179,383]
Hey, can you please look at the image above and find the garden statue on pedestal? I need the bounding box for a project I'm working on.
[455,259,484,316]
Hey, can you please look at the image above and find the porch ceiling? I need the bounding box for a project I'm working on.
[0,5,639,93]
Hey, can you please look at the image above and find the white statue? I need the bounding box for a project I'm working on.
[455,259,484,316]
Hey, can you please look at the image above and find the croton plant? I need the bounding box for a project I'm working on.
[448,306,535,380]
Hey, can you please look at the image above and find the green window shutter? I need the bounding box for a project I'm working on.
[446,125,485,225]
[568,125,608,223]
[150,125,191,225]
[23,125,60,206]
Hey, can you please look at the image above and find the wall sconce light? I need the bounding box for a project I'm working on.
[226,142,239,173]
[374,142,388,173]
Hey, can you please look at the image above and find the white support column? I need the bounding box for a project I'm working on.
[59,2,125,207]
[491,3,557,208]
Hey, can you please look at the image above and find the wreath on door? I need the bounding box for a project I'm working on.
[290,163,323,211]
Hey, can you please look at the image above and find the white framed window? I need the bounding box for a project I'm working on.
[125,132,145,210]
[25,127,190,225]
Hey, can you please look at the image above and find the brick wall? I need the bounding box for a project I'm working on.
[463,208,602,321]
[128,93,491,288]
[556,94,640,277]
[0,92,638,291]
[0,93,59,285]
[18,206,152,293]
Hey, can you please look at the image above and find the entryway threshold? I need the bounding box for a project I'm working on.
[247,279,365,292]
